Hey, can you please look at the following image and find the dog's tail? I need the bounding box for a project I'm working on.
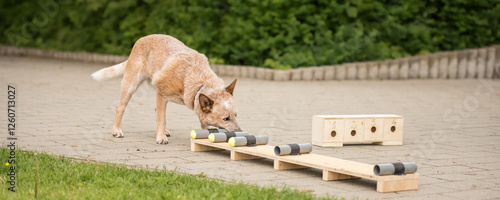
[91,60,127,81]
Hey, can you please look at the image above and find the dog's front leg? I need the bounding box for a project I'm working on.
[156,93,170,144]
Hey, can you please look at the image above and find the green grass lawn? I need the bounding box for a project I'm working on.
[0,148,337,199]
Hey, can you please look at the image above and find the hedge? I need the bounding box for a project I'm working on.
[1,0,499,69]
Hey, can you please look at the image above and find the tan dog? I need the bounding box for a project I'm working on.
[91,34,242,144]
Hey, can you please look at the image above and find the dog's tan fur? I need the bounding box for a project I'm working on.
[92,34,241,144]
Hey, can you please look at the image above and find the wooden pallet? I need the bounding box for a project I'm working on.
[191,139,418,193]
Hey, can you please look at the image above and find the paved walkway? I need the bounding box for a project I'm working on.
[1,56,500,199]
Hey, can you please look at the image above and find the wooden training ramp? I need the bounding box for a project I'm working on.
[191,139,418,193]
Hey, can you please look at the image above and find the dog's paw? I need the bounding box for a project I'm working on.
[112,129,124,138]
[156,136,169,144]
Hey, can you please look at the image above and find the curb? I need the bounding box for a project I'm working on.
[1,44,499,81]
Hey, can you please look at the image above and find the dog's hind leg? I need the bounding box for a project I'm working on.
[155,92,169,144]
[113,71,143,138]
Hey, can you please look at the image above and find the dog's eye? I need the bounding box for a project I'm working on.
[223,116,230,121]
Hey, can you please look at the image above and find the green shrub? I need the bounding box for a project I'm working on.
[1,0,499,68]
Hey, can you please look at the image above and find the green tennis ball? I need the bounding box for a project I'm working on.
[208,134,215,143]
[190,130,197,139]
[228,137,235,147]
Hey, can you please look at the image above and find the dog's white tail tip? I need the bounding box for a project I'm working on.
[91,70,106,81]
[91,61,127,81]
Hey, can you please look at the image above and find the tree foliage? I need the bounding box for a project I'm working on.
[1,0,499,69]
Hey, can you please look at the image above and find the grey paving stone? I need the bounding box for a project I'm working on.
[439,179,498,191]
[1,56,500,199]
[390,194,458,200]
[443,188,500,200]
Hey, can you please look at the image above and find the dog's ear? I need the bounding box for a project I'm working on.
[199,93,214,113]
[225,78,237,96]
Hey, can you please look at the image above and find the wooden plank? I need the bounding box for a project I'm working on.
[230,144,276,159]
[276,153,375,179]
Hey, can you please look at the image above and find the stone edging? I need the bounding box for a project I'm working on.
[1,45,499,80]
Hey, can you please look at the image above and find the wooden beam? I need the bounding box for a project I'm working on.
[231,151,263,161]
[322,170,359,181]
[274,160,309,170]
[376,175,419,193]
[190,141,221,152]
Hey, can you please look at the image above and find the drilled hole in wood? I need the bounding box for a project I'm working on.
[330,130,336,137]
[391,126,396,132]
[371,126,376,133]
[351,130,356,136]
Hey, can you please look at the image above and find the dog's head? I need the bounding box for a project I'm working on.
[196,79,242,132]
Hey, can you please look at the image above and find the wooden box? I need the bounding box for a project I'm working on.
[312,114,404,147]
